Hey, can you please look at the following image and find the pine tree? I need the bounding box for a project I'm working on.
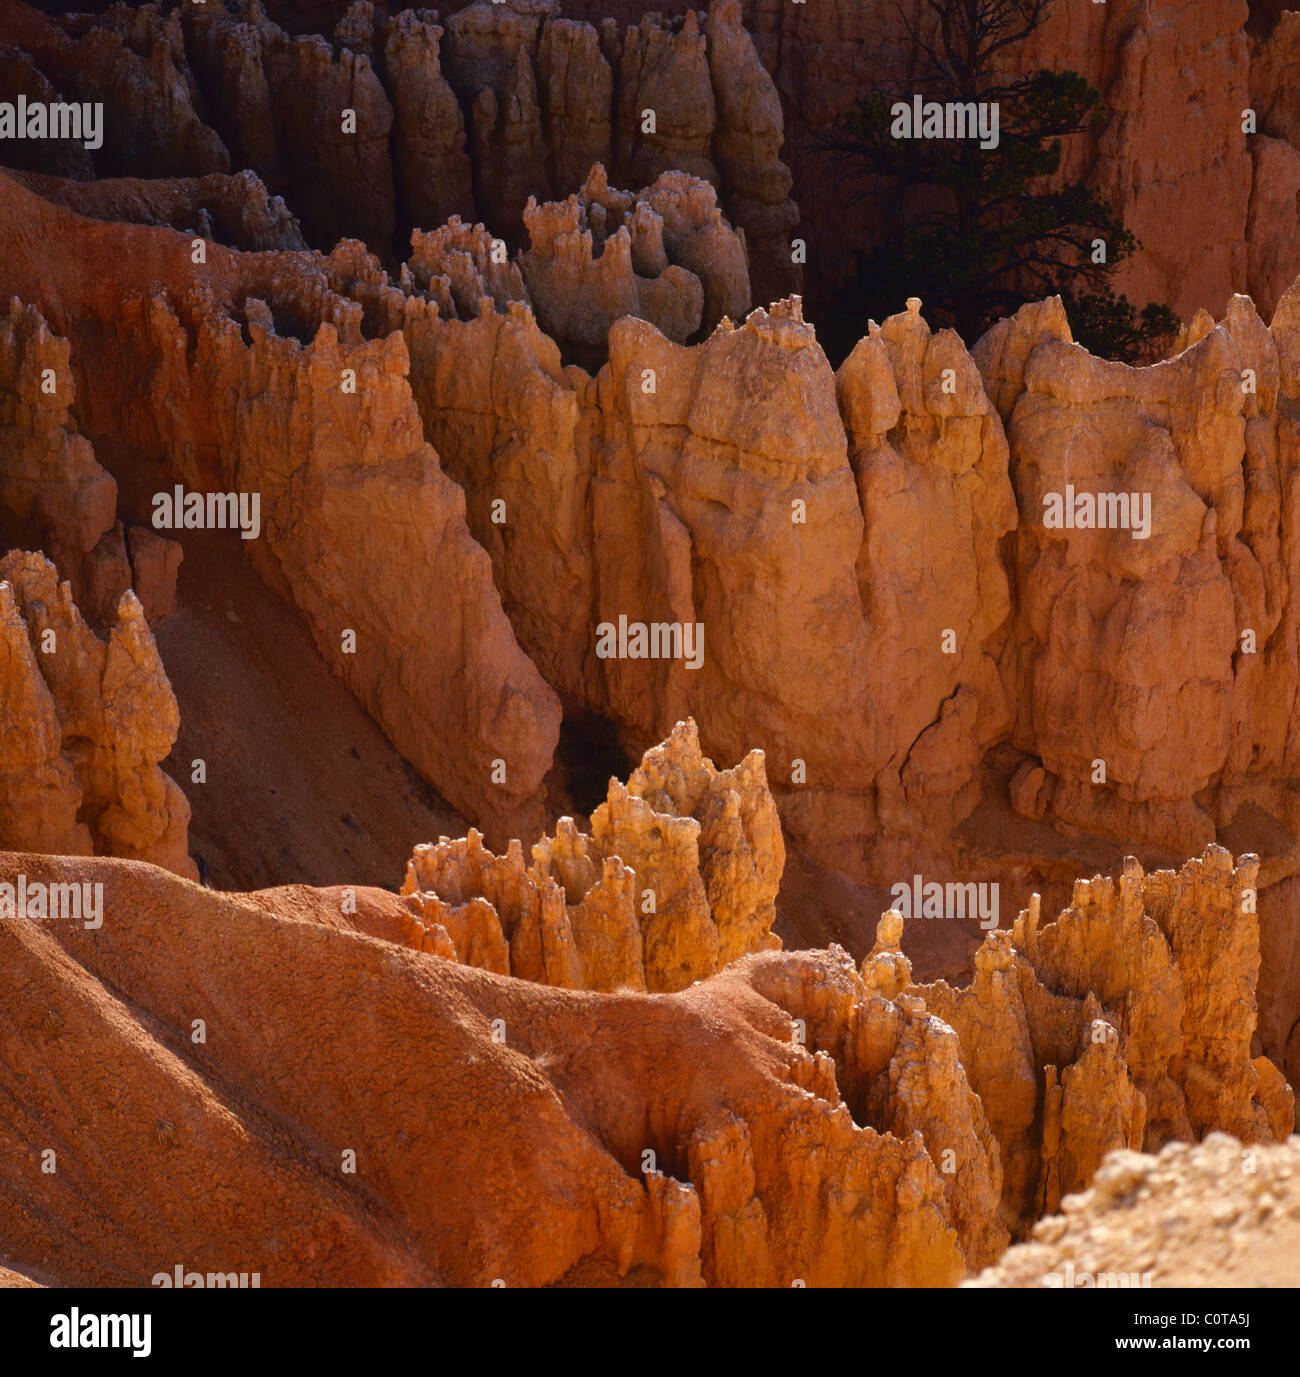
[815,0,1177,361]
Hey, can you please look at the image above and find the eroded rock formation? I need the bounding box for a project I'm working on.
[0,298,116,602]
[5,167,306,251]
[981,286,1300,871]
[906,847,1292,1228]
[16,0,229,180]
[0,173,561,842]
[5,0,798,307]
[393,736,1290,1266]
[0,846,967,1288]
[401,719,783,992]
[394,278,1016,883]
[0,298,183,625]
[13,148,1300,994]
[0,825,1286,1286]
[19,0,1300,340]
[10,147,1300,981]
[0,550,194,876]
[376,0,1300,329]
[124,270,562,842]
[520,164,750,353]
[405,162,750,359]
[1,0,1298,1297]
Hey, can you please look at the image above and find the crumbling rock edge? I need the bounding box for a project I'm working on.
[0,720,1289,1287]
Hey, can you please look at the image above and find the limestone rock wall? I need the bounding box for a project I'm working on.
[113,265,562,843]
[371,210,1300,936]
[982,284,1300,864]
[705,0,1271,327]
[834,300,1019,853]
[390,276,1014,877]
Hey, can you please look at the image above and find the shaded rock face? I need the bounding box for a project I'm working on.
[4,168,306,251]
[0,298,116,605]
[0,830,1285,1286]
[36,0,1300,337]
[0,550,194,878]
[13,2,230,182]
[368,0,1295,333]
[403,161,750,363]
[8,0,798,308]
[519,163,751,356]
[0,298,182,628]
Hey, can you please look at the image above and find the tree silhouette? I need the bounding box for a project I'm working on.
[815,0,1176,361]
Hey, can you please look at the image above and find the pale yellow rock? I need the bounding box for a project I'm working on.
[401,718,781,993]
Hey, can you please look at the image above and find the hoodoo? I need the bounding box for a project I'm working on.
[0,0,1296,1314]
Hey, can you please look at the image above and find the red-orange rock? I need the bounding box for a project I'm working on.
[0,848,969,1287]
[0,298,116,603]
[124,526,182,623]
[0,550,194,877]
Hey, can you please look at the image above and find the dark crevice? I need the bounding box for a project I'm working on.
[554,709,637,816]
